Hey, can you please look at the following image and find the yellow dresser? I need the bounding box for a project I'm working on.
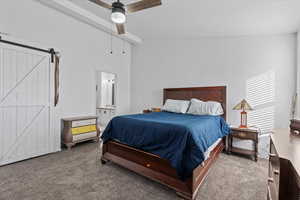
[62,116,100,149]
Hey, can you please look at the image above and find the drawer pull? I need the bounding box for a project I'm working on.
[274,169,279,175]
[238,133,246,137]
[268,177,274,183]
[146,163,151,168]
[269,153,277,157]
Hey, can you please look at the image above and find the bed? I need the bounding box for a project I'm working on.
[101,86,228,200]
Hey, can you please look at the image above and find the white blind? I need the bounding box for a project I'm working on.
[246,71,275,134]
[246,71,275,107]
[248,106,275,133]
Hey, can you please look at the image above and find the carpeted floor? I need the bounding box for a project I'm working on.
[0,142,268,200]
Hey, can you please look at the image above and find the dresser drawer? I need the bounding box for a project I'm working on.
[72,119,96,127]
[269,153,280,172]
[73,131,97,142]
[269,142,279,172]
[268,180,279,200]
[269,140,280,191]
[269,160,280,191]
[71,125,97,135]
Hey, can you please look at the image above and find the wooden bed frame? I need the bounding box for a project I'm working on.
[101,86,227,200]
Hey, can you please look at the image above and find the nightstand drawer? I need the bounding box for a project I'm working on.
[72,119,96,127]
[231,131,257,140]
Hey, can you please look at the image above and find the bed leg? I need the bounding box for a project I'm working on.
[101,157,109,165]
[66,143,74,150]
[176,192,193,200]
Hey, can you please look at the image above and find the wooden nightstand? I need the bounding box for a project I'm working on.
[228,127,259,161]
[143,109,151,113]
[143,108,161,113]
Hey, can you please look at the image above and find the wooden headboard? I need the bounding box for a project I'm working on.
[163,86,227,120]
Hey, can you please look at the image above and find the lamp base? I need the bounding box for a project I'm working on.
[240,111,248,129]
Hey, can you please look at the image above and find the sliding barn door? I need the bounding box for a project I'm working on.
[0,43,55,166]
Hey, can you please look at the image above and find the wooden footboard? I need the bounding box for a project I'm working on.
[101,139,225,200]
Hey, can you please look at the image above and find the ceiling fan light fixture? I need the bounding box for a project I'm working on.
[111,3,126,24]
[89,0,162,35]
[111,11,126,24]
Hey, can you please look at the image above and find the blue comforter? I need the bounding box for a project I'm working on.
[101,112,230,179]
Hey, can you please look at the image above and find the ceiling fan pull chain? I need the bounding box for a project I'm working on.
[122,38,125,54]
[110,24,113,54]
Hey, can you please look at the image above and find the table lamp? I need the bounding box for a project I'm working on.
[233,99,253,128]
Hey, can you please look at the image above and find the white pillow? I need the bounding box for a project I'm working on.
[162,99,190,114]
[187,98,224,116]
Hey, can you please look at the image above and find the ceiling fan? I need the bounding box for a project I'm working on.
[89,0,162,34]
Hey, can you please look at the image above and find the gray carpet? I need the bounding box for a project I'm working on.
[0,142,268,200]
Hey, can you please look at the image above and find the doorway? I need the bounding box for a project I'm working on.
[96,71,117,128]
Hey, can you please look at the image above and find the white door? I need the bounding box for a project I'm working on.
[0,43,55,166]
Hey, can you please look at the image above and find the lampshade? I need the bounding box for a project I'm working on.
[111,5,126,24]
[233,99,253,111]
[111,11,126,24]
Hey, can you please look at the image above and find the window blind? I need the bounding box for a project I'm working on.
[246,71,275,134]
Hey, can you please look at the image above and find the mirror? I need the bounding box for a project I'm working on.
[96,71,116,108]
[96,71,117,127]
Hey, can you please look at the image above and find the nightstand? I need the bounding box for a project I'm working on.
[228,126,259,161]
[143,109,151,113]
[143,108,161,113]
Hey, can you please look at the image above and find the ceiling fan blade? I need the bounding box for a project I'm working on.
[116,23,125,35]
[88,0,112,9]
[126,0,161,13]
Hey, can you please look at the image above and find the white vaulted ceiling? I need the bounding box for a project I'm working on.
[70,0,300,39]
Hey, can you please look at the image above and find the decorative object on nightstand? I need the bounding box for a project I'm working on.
[143,108,161,113]
[233,99,253,128]
[151,107,161,112]
[62,116,100,150]
[228,126,259,161]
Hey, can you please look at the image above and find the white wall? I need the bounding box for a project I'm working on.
[297,32,300,118]
[131,34,297,128]
[0,0,132,151]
